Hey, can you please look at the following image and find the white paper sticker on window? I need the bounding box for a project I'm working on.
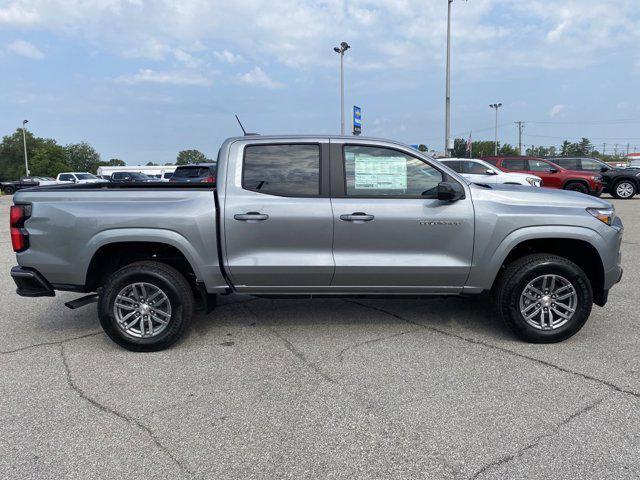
[354,155,407,190]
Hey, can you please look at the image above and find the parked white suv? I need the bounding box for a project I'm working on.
[56,172,108,184]
[440,158,542,187]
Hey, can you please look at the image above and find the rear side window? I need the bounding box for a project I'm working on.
[243,144,320,196]
[462,161,489,174]
[502,159,526,170]
[59,174,73,181]
[554,158,579,169]
[443,161,463,173]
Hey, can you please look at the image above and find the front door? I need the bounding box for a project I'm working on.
[330,141,475,292]
[223,141,334,291]
[526,158,563,188]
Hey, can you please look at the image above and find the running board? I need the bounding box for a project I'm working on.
[64,294,98,310]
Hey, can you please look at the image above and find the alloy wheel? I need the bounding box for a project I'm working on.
[113,282,172,338]
[519,274,577,330]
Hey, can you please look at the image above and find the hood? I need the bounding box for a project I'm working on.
[469,183,612,209]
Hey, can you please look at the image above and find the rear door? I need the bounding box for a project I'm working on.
[330,140,474,292]
[461,160,498,184]
[223,140,334,291]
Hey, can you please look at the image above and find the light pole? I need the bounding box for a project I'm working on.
[444,0,453,157]
[22,120,30,176]
[489,103,502,155]
[333,41,350,135]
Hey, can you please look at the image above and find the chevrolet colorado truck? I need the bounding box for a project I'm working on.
[10,136,623,351]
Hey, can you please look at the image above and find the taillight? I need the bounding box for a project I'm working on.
[10,204,30,252]
[201,176,215,183]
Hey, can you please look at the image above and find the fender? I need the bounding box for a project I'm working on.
[466,225,606,291]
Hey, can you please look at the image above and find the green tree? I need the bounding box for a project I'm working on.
[417,144,428,152]
[176,149,209,165]
[30,141,69,177]
[65,141,102,172]
[0,129,47,180]
[106,158,126,166]
[146,161,158,166]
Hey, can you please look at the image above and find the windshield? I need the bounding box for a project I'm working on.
[130,172,150,180]
[172,166,212,178]
[76,173,99,180]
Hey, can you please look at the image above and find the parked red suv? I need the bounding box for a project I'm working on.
[482,156,603,196]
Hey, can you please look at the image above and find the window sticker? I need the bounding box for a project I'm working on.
[353,155,407,190]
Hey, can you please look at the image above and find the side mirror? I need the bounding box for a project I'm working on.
[437,181,465,201]
[549,168,559,173]
[485,169,497,175]
[600,166,610,172]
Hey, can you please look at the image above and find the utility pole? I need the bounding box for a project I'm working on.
[333,42,350,135]
[515,121,524,155]
[444,0,453,156]
[22,120,30,177]
[614,144,619,156]
[626,143,630,156]
[602,143,606,155]
[489,103,502,155]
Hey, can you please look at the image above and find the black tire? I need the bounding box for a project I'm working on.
[98,261,194,351]
[611,179,637,199]
[563,182,588,194]
[4,186,15,195]
[493,254,593,343]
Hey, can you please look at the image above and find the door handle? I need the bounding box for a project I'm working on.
[234,212,269,222]
[340,212,375,222]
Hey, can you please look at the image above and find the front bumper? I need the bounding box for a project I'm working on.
[11,266,55,297]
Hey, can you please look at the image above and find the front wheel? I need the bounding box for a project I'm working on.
[98,261,194,351]
[563,182,589,194]
[3,186,15,195]
[493,254,593,343]
[611,180,636,199]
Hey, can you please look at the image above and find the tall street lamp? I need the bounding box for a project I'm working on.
[489,103,502,155]
[333,41,350,135]
[22,120,30,176]
[444,0,453,157]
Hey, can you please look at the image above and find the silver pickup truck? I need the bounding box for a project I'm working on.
[10,135,623,351]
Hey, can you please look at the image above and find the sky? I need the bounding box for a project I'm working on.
[1,0,639,165]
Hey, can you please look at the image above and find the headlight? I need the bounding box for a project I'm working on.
[592,175,602,182]
[525,177,541,187]
[587,207,615,226]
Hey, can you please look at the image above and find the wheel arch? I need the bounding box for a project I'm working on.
[561,178,590,190]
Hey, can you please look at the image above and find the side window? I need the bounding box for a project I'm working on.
[443,161,463,173]
[528,160,552,172]
[243,144,320,196]
[112,172,124,180]
[555,158,579,169]
[580,159,602,171]
[463,161,490,174]
[502,159,526,170]
[344,145,443,197]
[59,174,73,181]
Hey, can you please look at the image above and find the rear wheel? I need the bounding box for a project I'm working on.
[493,254,593,343]
[98,261,194,351]
[563,182,588,194]
[611,180,636,199]
[3,186,15,195]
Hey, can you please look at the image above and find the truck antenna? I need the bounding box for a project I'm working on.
[234,115,259,136]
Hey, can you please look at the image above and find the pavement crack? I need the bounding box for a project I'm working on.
[337,328,421,362]
[59,343,196,479]
[468,396,606,479]
[344,299,640,399]
[0,331,103,355]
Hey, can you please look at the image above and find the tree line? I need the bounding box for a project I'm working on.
[0,129,212,180]
[448,136,626,162]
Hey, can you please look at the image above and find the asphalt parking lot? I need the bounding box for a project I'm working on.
[0,193,638,480]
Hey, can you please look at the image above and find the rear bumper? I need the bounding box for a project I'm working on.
[11,266,55,297]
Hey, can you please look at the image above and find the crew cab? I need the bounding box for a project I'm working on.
[10,136,623,351]
[482,156,603,196]
[547,157,640,200]
[439,158,542,187]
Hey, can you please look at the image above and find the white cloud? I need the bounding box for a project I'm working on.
[173,49,201,68]
[237,66,282,89]
[214,50,243,64]
[7,40,44,59]
[549,104,567,118]
[116,69,212,86]
[0,3,40,25]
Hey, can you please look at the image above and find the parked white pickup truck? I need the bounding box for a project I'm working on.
[440,158,542,187]
[56,172,108,184]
